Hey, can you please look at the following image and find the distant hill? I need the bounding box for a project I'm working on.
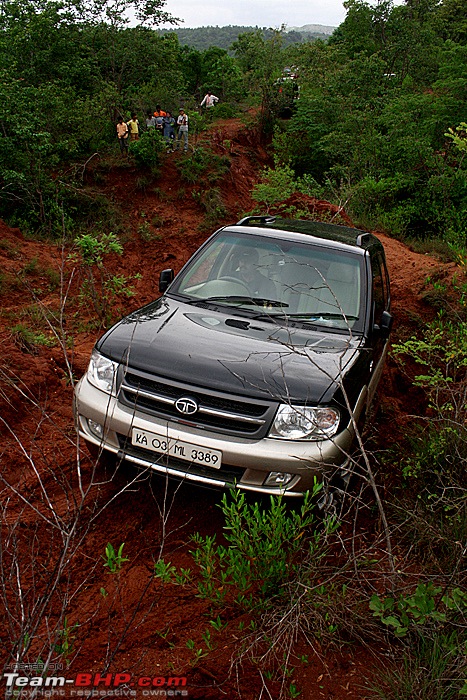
[287,24,336,36]
[156,25,335,52]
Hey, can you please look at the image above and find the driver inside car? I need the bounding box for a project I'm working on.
[235,249,277,300]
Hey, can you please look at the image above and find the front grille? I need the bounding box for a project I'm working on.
[118,368,277,438]
[117,434,245,486]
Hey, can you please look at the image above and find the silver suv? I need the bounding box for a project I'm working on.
[74,216,392,496]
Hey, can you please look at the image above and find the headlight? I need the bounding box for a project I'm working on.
[87,350,118,395]
[269,404,340,440]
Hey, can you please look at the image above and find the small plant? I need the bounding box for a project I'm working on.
[54,617,78,665]
[185,638,208,666]
[445,121,467,154]
[213,103,237,119]
[11,324,56,352]
[151,214,166,228]
[194,187,228,230]
[391,315,467,563]
[138,220,152,240]
[186,484,333,610]
[135,175,152,192]
[155,628,176,648]
[45,266,60,290]
[209,615,226,631]
[155,484,337,615]
[154,560,192,584]
[22,256,39,275]
[176,146,230,185]
[174,568,192,585]
[370,584,467,637]
[201,628,214,650]
[154,560,176,582]
[71,231,138,326]
[0,238,20,257]
[103,543,129,573]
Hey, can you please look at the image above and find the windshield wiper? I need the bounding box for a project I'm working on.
[286,312,358,320]
[201,296,289,308]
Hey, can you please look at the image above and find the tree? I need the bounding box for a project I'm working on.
[0,0,181,233]
[232,29,286,136]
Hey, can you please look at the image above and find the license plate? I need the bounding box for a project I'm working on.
[131,428,222,468]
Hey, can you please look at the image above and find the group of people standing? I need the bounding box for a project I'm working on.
[116,105,189,155]
[116,92,219,156]
[145,106,189,152]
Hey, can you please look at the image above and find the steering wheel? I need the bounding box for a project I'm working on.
[218,276,251,293]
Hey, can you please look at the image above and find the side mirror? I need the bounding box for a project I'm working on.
[159,268,174,293]
[374,310,393,339]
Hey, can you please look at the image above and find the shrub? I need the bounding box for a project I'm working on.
[212,103,237,119]
[368,584,467,698]
[251,162,296,212]
[155,484,336,610]
[70,231,139,327]
[193,187,228,230]
[176,146,230,185]
[391,317,467,565]
[129,130,165,171]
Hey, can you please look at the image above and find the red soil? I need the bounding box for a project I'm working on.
[0,116,460,699]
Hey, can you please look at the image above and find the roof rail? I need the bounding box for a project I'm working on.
[235,215,277,226]
[356,232,371,247]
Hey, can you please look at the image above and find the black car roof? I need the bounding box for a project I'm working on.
[229,216,382,254]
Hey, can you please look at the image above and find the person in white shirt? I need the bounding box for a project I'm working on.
[200,91,219,109]
[175,109,189,152]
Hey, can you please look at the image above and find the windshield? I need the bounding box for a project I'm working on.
[170,231,365,332]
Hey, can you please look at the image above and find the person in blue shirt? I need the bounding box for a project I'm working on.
[163,111,176,150]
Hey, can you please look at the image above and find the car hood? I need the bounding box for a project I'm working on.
[96,297,364,403]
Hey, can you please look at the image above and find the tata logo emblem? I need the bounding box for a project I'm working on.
[175,397,198,415]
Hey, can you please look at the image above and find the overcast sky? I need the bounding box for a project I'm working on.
[160,0,348,30]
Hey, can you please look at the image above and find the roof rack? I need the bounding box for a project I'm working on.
[235,215,277,226]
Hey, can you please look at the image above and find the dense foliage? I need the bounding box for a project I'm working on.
[0,0,466,244]
[273,0,467,243]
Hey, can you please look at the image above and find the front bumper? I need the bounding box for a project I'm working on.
[74,376,362,496]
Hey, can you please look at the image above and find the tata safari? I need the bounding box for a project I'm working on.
[74,216,392,496]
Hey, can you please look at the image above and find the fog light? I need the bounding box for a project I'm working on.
[264,471,293,487]
[87,418,104,438]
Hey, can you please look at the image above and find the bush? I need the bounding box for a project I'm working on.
[212,103,238,119]
[129,130,165,171]
[176,146,230,185]
[391,317,467,565]
[368,584,467,698]
[251,162,296,212]
[155,484,336,610]
[193,187,228,230]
